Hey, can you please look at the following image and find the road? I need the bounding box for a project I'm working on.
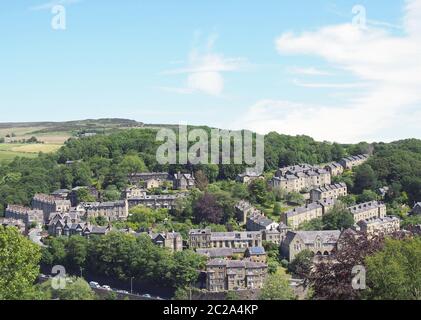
[28,228,46,247]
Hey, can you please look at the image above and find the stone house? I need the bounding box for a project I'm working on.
[196,248,247,259]
[126,190,183,210]
[357,216,400,235]
[246,212,279,232]
[77,200,129,221]
[261,225,291,245]
[0,218,26,234]
[236,170,264,185]
[283,198,336,230]
[173,172,196,190]
[310,183,347,202]
[5,205,44,227]
[270,164,331,193]
[148,231,183,252]
[339,154,369,170]
[189,229,262,250]
[324,162,344,177]
[48,212,111,237]
[235,200,262,225]
[32,194,71,221]
[127,172,170,186]
[284,202,324,230]
[348,201,386,223]
[244,247,267,263]
[281,230,341,261]
[205,259,267,292]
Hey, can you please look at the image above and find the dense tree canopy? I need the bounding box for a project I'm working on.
[0,226,41,300]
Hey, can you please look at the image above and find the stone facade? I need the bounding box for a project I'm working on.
[284,202,324,230]
[0,218,26,234]
[283,198,336,230]
[48,212,111,237]
[310,183,347,202]
[244,247,267,263]
[5,205,44,227]
[236,170,264,185]
[235,200,262,225]
[77,200,128,221]
[262,225,291,245]
[357,216,400,235]
[148,231,183,252]
[126,190,183,210]
[270,164,331,193]
[246,212,279,232]
[324,162,344,177]
[189,229,262,249]
[348,201,386,223]
[339,154,369,170]
[128,172,170,186]
[32,194,71,221]
[205,259,267,292]
[173,172,196,190]
[281,230,341,261]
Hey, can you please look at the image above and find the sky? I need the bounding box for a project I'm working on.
[1,0,420,143]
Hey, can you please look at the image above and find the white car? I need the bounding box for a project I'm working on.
[101,285,112,291]
[89,281,100,288]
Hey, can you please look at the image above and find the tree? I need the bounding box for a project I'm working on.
[193,193,224,224]
[231,183,249,200]
[273,202,282,216]
[286,192,305,206]
[65,236,88,271]
[365,237,421,300]
[357,189,378,203]
[288,250,314,277]
[194,170,209,191]
[298,218,324,231]
[259,270,295,300]
[306,230,399,300]
[120,154,147,175]
[248,179,269,206]
[75,187,96,203]
[38,277,96,300]
[172,250,206,289]
[0,226,41,300]
[353,164,378,194]
[322,203,354,230]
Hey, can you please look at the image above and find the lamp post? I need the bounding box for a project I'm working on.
[130,277,134,295]
[80,267,83,278]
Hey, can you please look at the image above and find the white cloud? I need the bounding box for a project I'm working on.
[162,34,248,96]
[292,79,370,89]
[238,0,421,143]
[288,66,333,76]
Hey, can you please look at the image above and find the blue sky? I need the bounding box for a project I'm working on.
[2,0,420,143]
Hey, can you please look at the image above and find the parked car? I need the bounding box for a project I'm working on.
[89,281,100,288]
[116,290,130,294]
[142,294,151,298]
[101,285,112,291]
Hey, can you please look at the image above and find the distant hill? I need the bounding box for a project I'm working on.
[0,118,145,133]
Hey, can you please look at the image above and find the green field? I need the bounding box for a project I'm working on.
[0,143,62,163]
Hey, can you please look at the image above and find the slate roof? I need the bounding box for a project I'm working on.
[285,230,341,245]
[348,201,385,214]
